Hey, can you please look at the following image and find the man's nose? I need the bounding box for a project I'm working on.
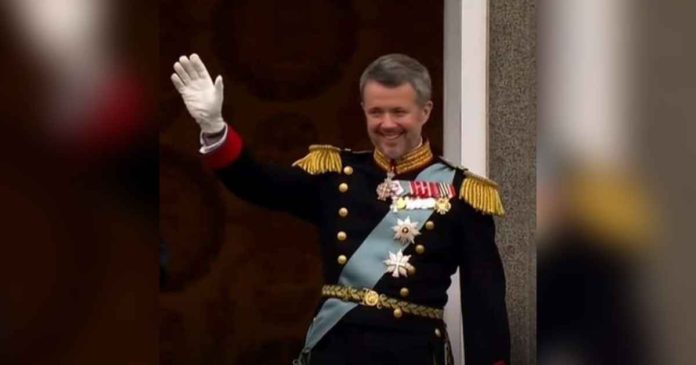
[381,113,398,127]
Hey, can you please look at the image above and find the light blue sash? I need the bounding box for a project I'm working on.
[294,162,455,364]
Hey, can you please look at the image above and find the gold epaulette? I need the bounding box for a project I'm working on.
[292,144,342,175]
[459,170,505,216]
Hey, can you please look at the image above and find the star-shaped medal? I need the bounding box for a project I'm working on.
[384,250,415,278]
[392,217,421,245]
[435,197,452,215]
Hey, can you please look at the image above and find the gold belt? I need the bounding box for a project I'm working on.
[321,285,444,320]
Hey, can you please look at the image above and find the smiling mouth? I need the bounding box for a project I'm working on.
[380,132,403,141]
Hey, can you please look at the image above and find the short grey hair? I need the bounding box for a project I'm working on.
[359,53,432,106]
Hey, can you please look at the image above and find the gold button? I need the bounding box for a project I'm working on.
[343,166,354,175]
[338,207,348,217]
[425,221,435,230]
[337,231,347,241]
[338,183,349,193]
[407,266,416,275]
[400,287,410,298]
[337,255,347,265]
[435,328,442,337]
[415,244,425,254]
[393,308,403,319]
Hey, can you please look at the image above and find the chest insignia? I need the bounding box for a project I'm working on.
[391,217,421,245]
[387,180,456,214]
[376,171,399,201]
[383,250,415,278]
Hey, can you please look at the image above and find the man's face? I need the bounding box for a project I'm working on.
[362,81,432,160]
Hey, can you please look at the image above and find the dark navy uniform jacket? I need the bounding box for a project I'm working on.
[202,125,510,365]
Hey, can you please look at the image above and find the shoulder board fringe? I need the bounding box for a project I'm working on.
[292,144,342,175]
[459,170,505,216]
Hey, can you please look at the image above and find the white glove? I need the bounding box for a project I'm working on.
[171,53,225,134]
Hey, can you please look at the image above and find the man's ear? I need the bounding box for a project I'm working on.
[420,101,433,124]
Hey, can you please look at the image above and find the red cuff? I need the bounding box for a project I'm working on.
[203,127,243,169]
[492,361,505,365]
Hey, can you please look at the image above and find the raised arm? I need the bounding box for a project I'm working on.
[171,54,323,224]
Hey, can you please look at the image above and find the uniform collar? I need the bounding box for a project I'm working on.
[373,140,434,175]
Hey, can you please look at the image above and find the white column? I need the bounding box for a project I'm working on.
[444,0,489,364]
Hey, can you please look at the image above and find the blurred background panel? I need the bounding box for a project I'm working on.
[0,0,158,364]
[538,0,696,363]
[634,1,696,363]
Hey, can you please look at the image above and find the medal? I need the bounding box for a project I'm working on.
[378,173,456,215]
[409,181,457,199]
[384,250,415,278]
[392,217,421,245]
[395,197,407,210]
[376,171,396,201]
[435,197,452,215]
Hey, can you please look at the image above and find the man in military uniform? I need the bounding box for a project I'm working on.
[171,53,510,365]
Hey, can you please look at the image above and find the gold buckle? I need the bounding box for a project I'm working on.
[362,289,380,307]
